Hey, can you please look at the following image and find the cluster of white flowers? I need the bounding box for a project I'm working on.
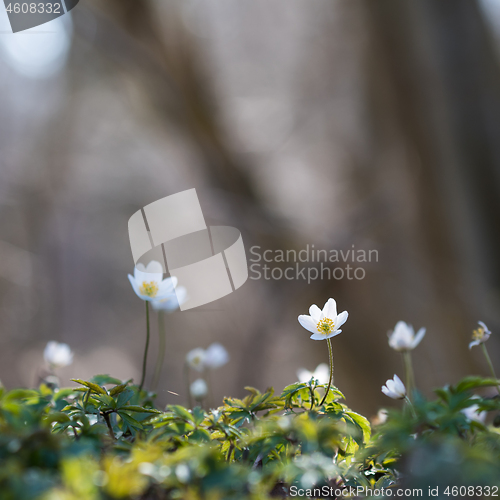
[128,261,187,311]
[186,343,229,401]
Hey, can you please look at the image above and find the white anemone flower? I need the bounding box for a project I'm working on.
[204,343,229,369]
[128,261,178,302]
[297,363,329,384]
[461,397,487,423]
[298,298,348,341]
[381,374,407,400]
[44,341,73,369]
[190,378,208,400]
[469,321,491,350]
[388,321,426,352]
[186,348,206,372]
[151,285,187,312]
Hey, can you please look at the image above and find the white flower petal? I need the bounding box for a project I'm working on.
[156,278,178,298]
[335,311,348,329]
[313,363,330,384]
[386,379,397,394]
[388,321,418,351]
[478,321,490,333]
[297,369,313,383]
[309,332,327,341]
[44,341,73,368]
[309,305,322,322]
[325,330,342,339]
[393,374,406,396]
[469,340,480,350]
[186,348,206,371]
[190,378,208,399]
[322,298,337,320]
[204,343,229,369]
[411,327,426,349]
[175,287,188,305]
[298,315,318,334]
[134,262,163,287]
[128,274,145,300]
[145,260,164,274]
[381,386,397,399]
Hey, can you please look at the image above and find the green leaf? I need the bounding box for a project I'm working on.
[280,383,309,399]
[189,428,211,442]
[90,374,123,386]
[42,412,71,425]
[95,393,116,408]
[71,379,107,395]
[116,389,134,408]
[53,388,77,401]
[168,405,194,423]
[124,405,161,414]
[4,389,39,401]
[192,406,205,426]
[455,376,500,393]
[118,411,144,430]
[345,411,371,443]
[109,384,128,397]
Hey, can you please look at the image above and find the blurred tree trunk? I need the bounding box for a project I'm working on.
[349,0,500,397]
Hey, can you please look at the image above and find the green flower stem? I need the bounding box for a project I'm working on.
[404,396,417,419]
[319,338,334,406]
[481,343,500,395]
[152,310,166,390]
[139,301,150,393]
[403,351,415,400]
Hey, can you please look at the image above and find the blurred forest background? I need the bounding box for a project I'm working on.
[1,0,500,417]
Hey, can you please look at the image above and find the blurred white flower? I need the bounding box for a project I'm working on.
[190,378,208,400]
[204,343,229,369]
[461,397,487,423]
[469,321,491,350]
[186,348,206,372]
[372,409,388,426]
[44,341,73,369]
[298,298,348,341]
[128,261,178,302]
[297,363,329,384]
[151,285,187,312]
[381,374,406,400]
[388,321,426,352]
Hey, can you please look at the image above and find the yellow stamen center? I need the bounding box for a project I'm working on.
[140,281,159,298]
[317,317,335,335]
[472,327,486,341]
